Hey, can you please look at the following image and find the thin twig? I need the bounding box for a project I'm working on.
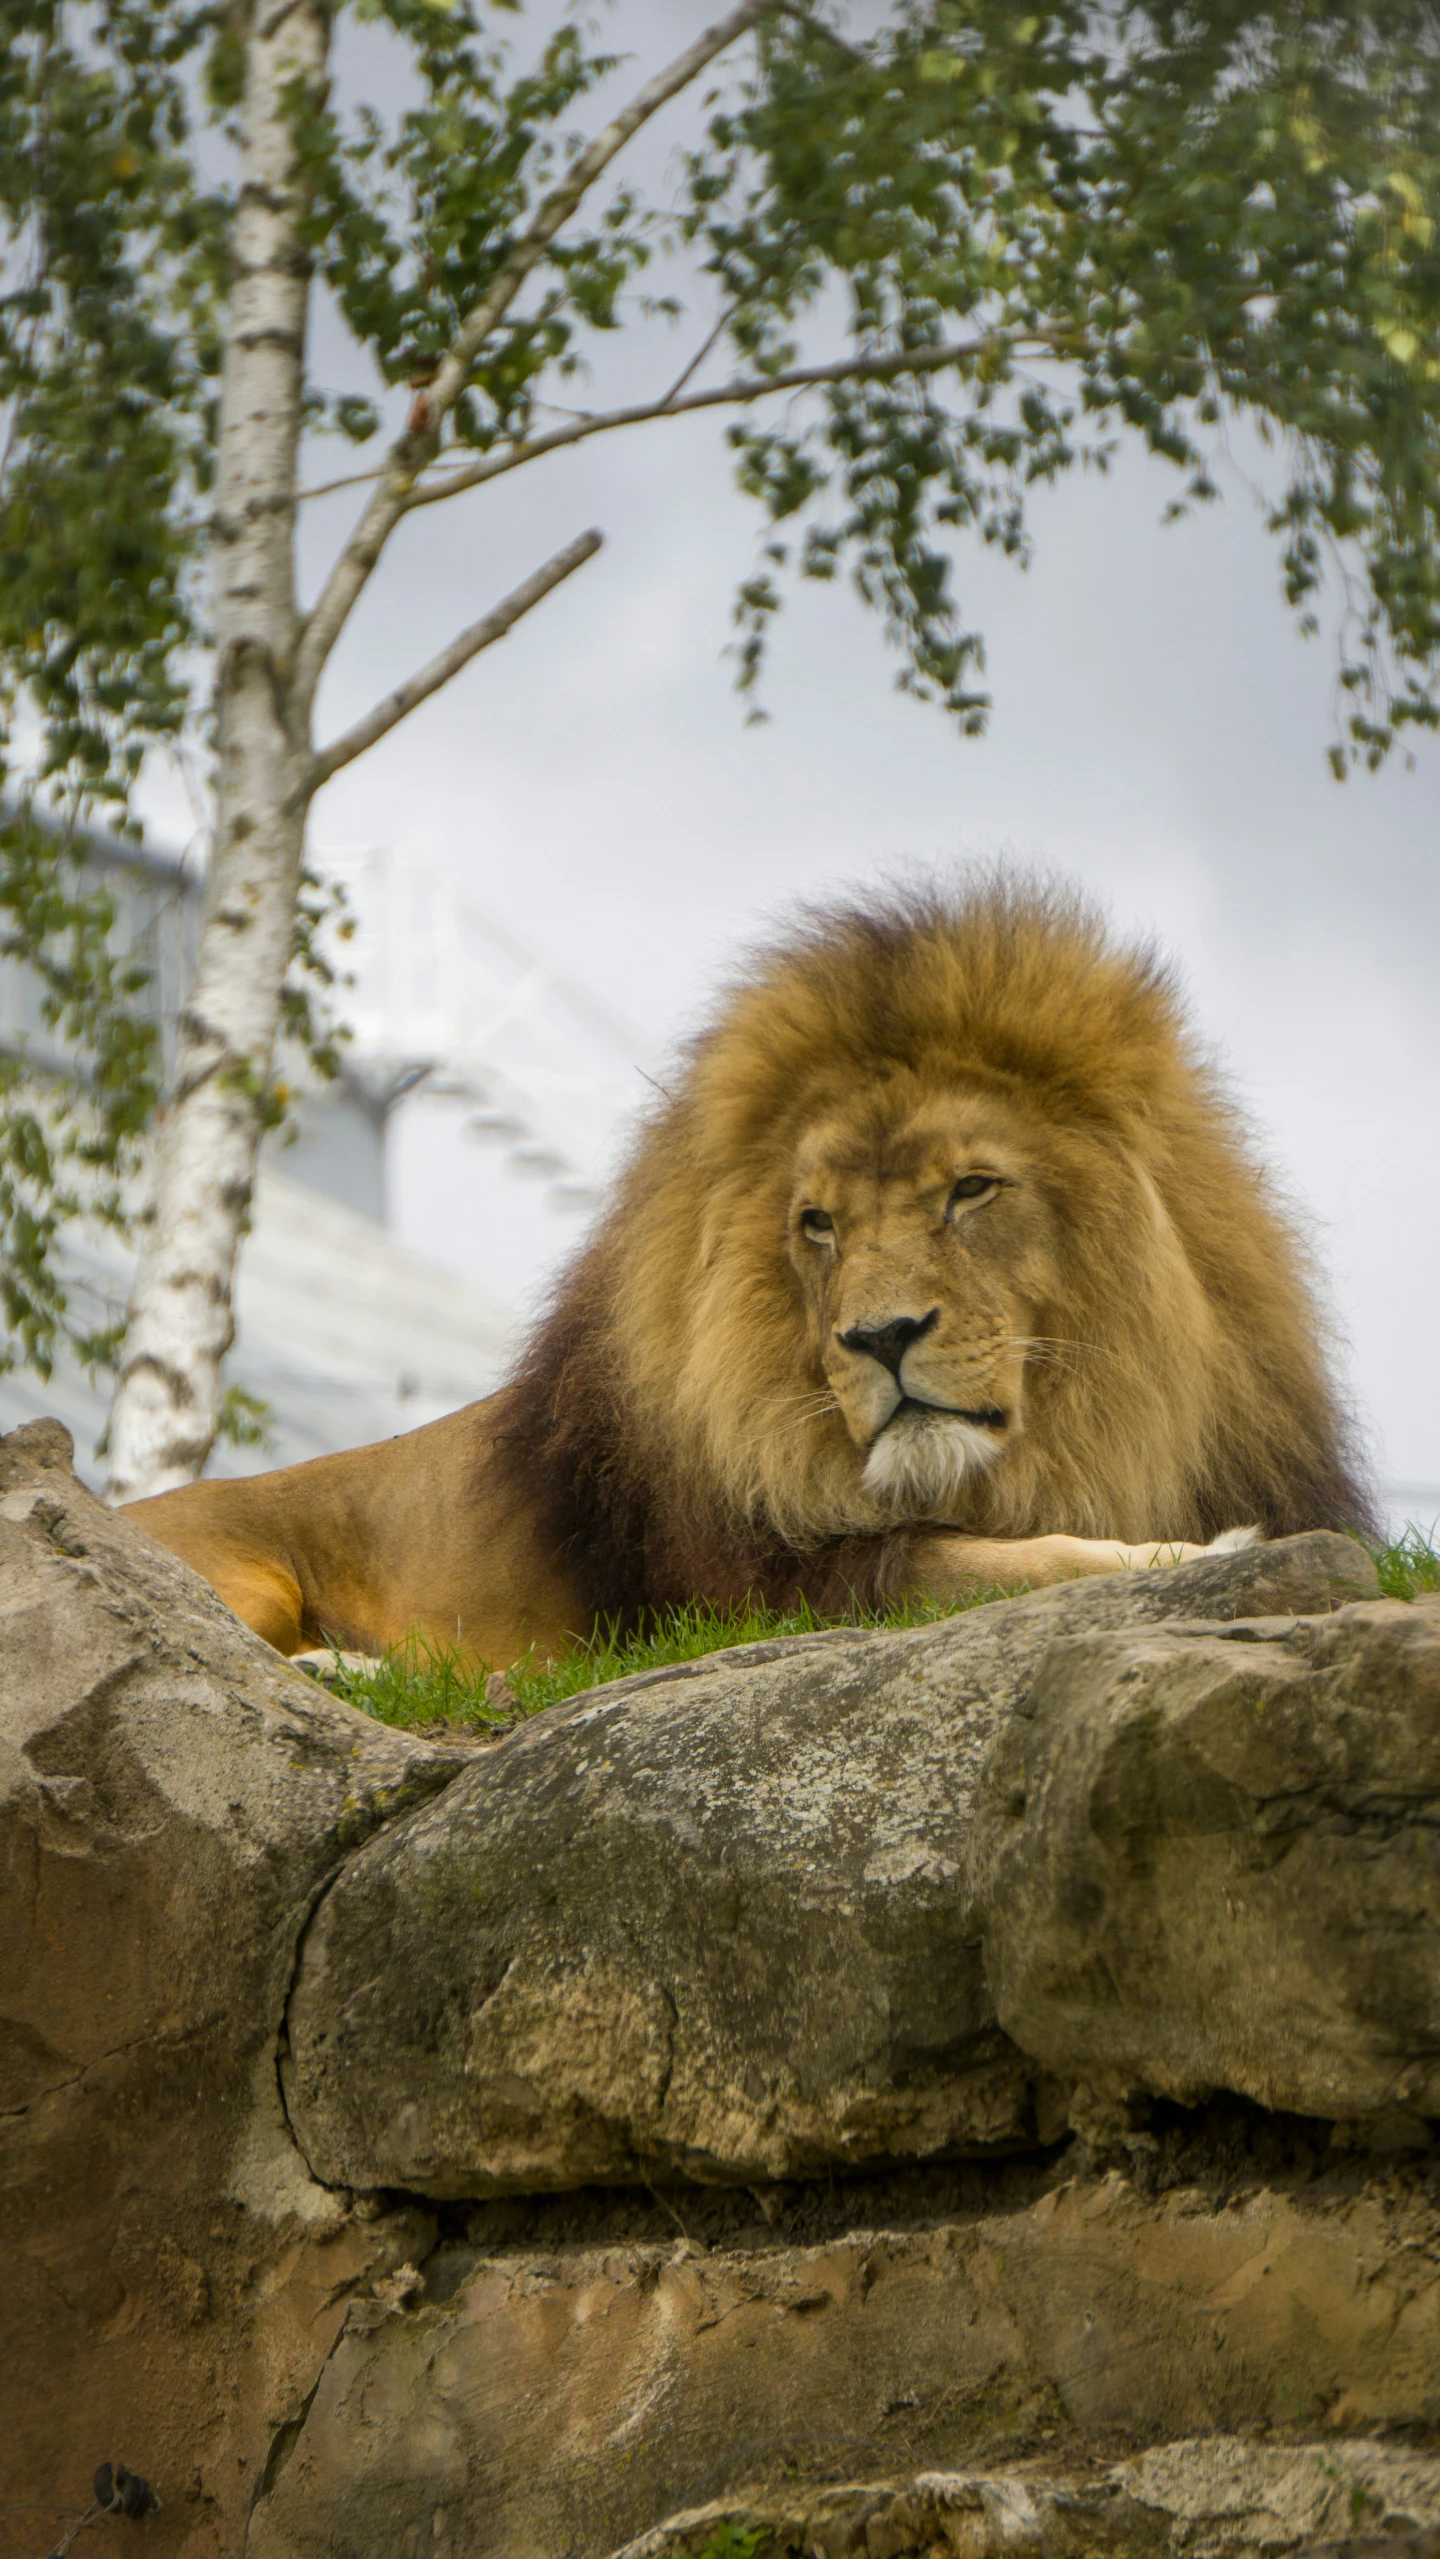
[45,2499,101,2559]
[308,528,602,788]
[661,303,742,407]
[292,0,773,721]
[659,209,814,408]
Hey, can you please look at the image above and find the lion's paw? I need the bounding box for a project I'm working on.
[1203,1525,1263,1553]
[291,1647,384,1685]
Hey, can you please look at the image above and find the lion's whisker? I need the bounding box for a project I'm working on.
[757,1389,843,1423]
[1011,1334,1120,1379]
[1010,1336,1081,1374]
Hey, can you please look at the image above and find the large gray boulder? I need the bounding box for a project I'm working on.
[975,1596,1440,2122]
[284,1532,1379,2197]
[0,1419,468,2548]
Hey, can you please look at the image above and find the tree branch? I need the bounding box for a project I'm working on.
[402,331,1053,506]
[308,528,603,789]
[299,330,1039,514]
[292,0,773,723]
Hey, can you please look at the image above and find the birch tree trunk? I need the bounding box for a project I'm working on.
[105,0,326,1502]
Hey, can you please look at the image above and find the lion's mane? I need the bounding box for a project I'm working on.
[499,879,1374,1625]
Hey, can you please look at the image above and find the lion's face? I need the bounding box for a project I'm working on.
[787,1088,1064,1518]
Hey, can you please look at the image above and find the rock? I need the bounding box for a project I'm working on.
[245,2150,1440,2558]
[284,1533,1373,2198]
[0,1419,471,2549]
[4,1427,1410,2552]
[974,1598,1440,2120]
[612,2437,1440,2559]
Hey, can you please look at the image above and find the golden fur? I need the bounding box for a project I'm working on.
[129,880,1373,1661]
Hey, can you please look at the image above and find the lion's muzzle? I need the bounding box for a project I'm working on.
[831,1305,1011,1439]
[825,1297,1015,1517]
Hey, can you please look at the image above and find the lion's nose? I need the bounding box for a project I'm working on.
[837,1308,940,1380]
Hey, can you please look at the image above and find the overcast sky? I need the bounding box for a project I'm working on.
[145,2,1440,1503]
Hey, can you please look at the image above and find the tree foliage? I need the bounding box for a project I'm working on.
[0,813,158,1378]
[1,0,1438,1393]
[0,0,213,1376]
[706,2,1440,748]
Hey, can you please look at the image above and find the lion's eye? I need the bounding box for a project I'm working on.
[800,1208,836,1244]
[947,1173,998,1215]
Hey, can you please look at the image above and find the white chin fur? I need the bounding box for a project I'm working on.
[860,1410,1003,1516]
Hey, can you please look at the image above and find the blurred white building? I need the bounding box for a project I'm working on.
[0,823,649,1484]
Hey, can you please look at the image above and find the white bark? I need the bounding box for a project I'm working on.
[106,0,326,1502]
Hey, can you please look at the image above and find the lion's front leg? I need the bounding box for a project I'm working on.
[909,1523,1260,1600]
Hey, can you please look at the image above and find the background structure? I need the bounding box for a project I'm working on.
[0,830,514,1476]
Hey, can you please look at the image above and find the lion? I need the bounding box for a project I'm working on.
[127,879,1375,1665]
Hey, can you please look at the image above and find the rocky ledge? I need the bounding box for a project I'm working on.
[4,1415,1439,2559]
[615,2438,1440,2559]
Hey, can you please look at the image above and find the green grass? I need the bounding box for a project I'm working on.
[319,1524,1440,1737]
[679,2531,769,2559]
[1373,1519,1440,1601]
[320,1585,997,1736]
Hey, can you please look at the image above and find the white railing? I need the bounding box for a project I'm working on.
[316,848,655,1218]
